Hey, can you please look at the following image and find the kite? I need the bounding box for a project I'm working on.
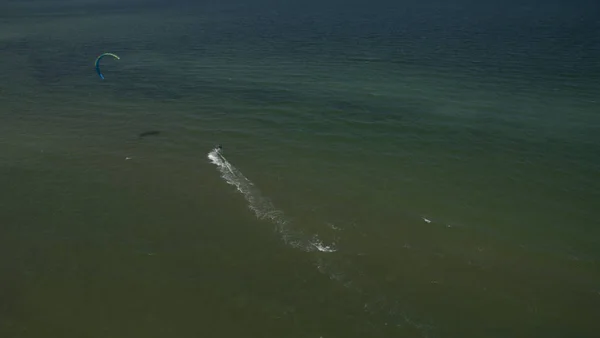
[95,52,120,80]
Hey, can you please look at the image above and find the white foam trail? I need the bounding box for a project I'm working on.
[207,146,432,335]
[208,147,285,224]
[208,146,336,253]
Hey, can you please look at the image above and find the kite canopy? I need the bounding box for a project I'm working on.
[95,52,120,80]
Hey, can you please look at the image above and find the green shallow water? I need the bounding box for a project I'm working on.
[1,1,599,337]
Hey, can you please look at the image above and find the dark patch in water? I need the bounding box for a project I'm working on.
[139,130,160,138]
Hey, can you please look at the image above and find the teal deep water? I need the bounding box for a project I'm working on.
[1,1,599,337]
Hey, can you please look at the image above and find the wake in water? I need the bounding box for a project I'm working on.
[207,145,433,337]
[207,146,336,253]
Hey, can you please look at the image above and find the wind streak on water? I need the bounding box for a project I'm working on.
[207,146,336,253]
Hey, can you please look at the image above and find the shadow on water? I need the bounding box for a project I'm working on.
[138,130,160,138]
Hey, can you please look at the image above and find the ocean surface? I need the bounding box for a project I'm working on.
[1,1,599,337]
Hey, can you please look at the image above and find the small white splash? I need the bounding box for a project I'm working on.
[326,222,341,231]
[310,235,337,253]
[125,157,132,160]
